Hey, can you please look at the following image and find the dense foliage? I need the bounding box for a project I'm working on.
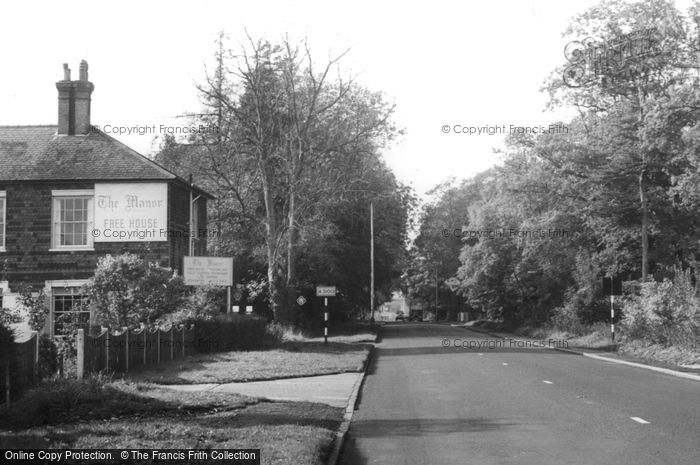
[405,0,700,346]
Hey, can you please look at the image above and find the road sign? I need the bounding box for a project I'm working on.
[296,296,307,306]
[316,286,336,297]
[233,292,243,302]
[445,277,460,291]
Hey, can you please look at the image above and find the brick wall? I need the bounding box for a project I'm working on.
[0,180,205,292]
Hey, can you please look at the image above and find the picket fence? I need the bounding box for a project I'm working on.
[2,331,39,406]
[76,325,195,379]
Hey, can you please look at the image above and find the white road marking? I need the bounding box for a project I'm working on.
[630,417,650,424]
[542,380,553,384]
[478,353,483,356]
[502,362,508,366]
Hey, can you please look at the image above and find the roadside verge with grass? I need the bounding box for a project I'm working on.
[123,340,371,385]
[0,377,343,465]
[462,319,700,375]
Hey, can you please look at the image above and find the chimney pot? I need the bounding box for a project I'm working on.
[62,64,71,81]
[79,60,88,81]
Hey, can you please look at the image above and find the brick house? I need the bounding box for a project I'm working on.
[0,61,213,336]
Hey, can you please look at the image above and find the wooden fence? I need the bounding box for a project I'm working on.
[2,331,39,406]
[76,325,195,379]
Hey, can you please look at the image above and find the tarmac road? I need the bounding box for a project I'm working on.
[339,323,700,465]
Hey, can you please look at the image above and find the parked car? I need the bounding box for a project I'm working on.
[408,312,423,321]
[395,311,406,321]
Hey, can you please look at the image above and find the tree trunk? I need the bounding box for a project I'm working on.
[261,167,281,320]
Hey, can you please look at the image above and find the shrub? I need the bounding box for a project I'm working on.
[621,269,700,348]
[194,313,267,352]
[37,334,59,380]
[85,253,187,329]
[0,322,20,403]
[158,285,226,326]
[14,283,49,332]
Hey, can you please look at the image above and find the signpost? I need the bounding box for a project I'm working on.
[183,256,234,312]
[603,276,622,341]
[316,286,336,343]
[445,277,460,292]
[296,296,307,306]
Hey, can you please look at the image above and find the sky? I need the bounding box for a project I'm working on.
[1,0,693,198]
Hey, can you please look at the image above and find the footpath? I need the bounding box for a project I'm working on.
[160,339,376,465]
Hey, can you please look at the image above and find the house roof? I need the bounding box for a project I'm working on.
[0,125,213,198]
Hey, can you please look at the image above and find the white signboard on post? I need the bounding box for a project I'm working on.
[94,183,168,242]
[316,286,337,297]
[183,256,233,286]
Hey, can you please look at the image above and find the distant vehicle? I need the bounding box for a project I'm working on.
[408,312,422,322]
[395,311,406,321]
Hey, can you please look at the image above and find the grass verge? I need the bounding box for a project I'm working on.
[465,319,700,372]
[124,340,371,385]
[0,377,343,465]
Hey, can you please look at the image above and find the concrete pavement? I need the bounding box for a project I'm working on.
[160,372,362,408]
[340,323,700,465]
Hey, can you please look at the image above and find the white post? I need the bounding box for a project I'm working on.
[76,329,85,380]
[610,295,615,342]
[324,297,329,344]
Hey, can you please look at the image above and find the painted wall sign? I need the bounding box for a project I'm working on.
[94,183,168,242]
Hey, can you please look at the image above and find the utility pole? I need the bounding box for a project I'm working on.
[370,200,375,323]
[435,264,439,323]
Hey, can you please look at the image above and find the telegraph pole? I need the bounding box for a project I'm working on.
[435,264,439,322]
[370,200,375,323]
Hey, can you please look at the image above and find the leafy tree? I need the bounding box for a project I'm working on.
[155,35,407,322]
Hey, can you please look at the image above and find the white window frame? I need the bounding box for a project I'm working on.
[0,191,5,252]
[45,279,90,337]
[50,189,94,251]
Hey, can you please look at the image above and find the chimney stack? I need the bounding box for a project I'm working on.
[56,60,94,135]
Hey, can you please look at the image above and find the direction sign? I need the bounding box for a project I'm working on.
[296,296,307,306]
[445,277,460,291]
[316,286,336,297]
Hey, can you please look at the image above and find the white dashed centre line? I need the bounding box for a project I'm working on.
[630,417,650,424]
[542,380,553,384]
[478,353,483,356]
[502,362,508,366]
